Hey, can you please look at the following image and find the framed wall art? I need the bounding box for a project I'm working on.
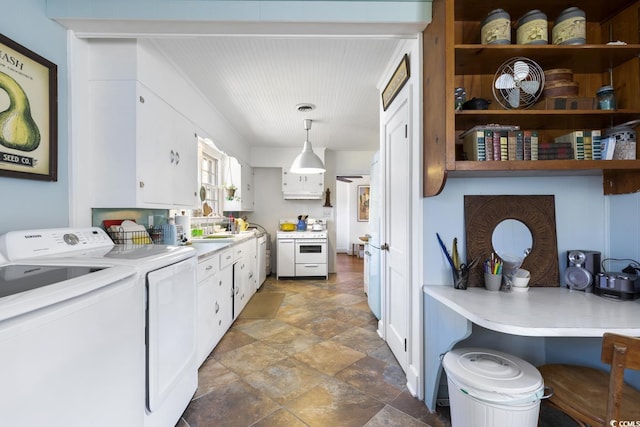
[381,54,409,111]
[357,185,370,222]
[0,34,58,181]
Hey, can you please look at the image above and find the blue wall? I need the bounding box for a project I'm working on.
[423,174,607,287]
[424,175,640,389]
[0,0,69,234]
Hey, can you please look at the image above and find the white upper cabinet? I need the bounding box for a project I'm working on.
[89,80,198,209]
[282,168,324,199]
[223,157,254,212]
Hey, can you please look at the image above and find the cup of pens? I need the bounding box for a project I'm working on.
[484,256,503,291]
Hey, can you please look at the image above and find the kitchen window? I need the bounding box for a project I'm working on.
[199,137,223,217]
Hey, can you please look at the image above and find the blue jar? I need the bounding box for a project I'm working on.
[596,86,616,110]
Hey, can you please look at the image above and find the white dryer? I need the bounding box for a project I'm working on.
[0,227,198,427]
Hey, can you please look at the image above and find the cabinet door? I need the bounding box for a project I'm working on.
[282,168,301,193]
[171,112,198,207]
[277,239,295,278]
[240,162,254,211]
[213,265,233,346]
[137,85,174,206]
[282,168,324,199]
[196,274,216,366]
[88,80,139,208]
[233,260,246,318]
[196,253,219,366]
[244,239,257,297]
[137,84,198,208]
[302,172,324,194]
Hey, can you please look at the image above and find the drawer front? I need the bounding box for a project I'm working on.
[295,263,327,277]
[197,254,219,281]
[219,249,234,269]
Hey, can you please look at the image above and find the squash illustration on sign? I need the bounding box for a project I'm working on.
[0,70,41,151]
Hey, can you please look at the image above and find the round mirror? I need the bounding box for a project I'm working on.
[491,219,532,261]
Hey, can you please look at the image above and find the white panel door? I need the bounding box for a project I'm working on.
[384,98,410,373]
[146,258,197,412]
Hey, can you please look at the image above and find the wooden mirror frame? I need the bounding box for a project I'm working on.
[464,195,559,287]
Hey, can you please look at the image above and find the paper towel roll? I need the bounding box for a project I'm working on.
[175,215,191,239]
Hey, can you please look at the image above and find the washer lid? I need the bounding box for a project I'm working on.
[443,347,543,395]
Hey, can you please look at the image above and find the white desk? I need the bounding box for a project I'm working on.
[422,285,640,411]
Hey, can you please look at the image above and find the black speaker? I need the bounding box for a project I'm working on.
[564,250,601,292]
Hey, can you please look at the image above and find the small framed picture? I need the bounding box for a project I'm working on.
[381,54,410,111]
[357,185,370,222]
[0,34,58,181]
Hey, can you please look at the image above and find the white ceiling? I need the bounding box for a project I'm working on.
[150,35,403,151]
[59,12,427,153]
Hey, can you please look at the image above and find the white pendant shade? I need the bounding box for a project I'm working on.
[290,119,326,173]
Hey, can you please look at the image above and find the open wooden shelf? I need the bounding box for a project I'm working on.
[455,44,640,75]
[453,159,640,172]
[455,109,640,130]
[423,0,640,196]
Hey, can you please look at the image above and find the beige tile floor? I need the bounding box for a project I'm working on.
[177,254,451,427]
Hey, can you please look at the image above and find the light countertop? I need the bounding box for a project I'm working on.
[423,285,640,337]
[190,231,257,259]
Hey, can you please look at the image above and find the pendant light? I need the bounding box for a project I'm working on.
[290,119,326,173]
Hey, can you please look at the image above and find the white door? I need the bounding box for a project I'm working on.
[383,98,410,373]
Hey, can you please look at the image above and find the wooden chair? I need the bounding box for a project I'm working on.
[538,333,640,427]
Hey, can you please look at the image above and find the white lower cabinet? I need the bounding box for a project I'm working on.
[277,239,295,278]
[196,238,258,366]
[196,250,233,366]
[232,239,257,319]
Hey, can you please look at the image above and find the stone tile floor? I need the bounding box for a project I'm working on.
[176,254,451,427]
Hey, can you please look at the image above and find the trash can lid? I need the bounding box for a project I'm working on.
[443,347,543,395]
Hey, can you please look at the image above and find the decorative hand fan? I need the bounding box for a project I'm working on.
[492,57,545,109]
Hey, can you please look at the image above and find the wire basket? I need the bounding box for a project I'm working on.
[105,227,163,245]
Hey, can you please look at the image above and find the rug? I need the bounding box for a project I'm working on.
[238,292,285,319]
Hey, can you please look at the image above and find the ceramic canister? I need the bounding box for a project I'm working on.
[481,9,511,45]
[552,7,586,45]
[516,9,548,45]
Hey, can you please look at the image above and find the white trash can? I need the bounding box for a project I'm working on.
[442,347,548,427]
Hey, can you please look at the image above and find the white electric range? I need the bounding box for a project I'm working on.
[276,219,328,279]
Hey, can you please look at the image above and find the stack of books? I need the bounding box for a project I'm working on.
[462,127,614,161]
[462,127,539,161]
[537,141,573,160]
[553,130,603,160]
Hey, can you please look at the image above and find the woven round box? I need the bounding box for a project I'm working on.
[544,68,573,83]
[543,80,578,98]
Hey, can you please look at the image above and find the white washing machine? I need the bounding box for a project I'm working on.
[0,235,144,426]
[0,227,198,427]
